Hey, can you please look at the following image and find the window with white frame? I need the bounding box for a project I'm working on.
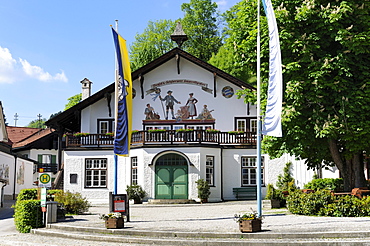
[131,157,138,185]
[241,156,264,186]
[206,156,214,186]
[85,158,107,188]
[250,119,257,133]
[236,119,247,132]
[98,119,115,134]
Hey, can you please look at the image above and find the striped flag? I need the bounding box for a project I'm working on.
[112,28,132,156]
[261,0,283,137]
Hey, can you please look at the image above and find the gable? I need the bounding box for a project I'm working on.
[0,102,8,142]
[46,48,255,133]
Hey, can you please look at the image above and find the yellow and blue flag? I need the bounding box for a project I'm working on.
[112,28,132,156]
[261,0,283,137]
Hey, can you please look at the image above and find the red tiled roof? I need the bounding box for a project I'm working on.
[6,126,54,148]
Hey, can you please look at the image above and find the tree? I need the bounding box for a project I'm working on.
[65,93,82,111]
[226,0,370,190]
[27,118,46,129]
[130,20,177,71]
[181,0,223,61]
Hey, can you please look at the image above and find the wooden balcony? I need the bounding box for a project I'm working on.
[65,130,257,148]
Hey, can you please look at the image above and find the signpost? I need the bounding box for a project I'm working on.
[39,172,52,188]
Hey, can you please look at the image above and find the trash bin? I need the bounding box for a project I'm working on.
[46,201,58,223]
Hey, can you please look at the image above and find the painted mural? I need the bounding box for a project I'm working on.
[0,163,9,181]
[16,162,24,185]
[144,84,215,122]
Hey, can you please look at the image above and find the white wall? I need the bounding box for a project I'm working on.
[265,153,340,189]
[0,151,35,199]
[63,150,114,204]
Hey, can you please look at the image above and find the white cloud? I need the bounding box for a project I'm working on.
[0,45,68,83]
[0,46,17,83]
[19,58,68,82]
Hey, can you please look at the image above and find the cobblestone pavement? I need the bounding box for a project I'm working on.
[3,200,370,245]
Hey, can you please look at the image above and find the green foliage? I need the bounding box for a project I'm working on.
[64,93,82,110]
[54,191,90,214]
[126,184,147,203]
[181,0,222,62]
[26,118,46,129]
[276,162,296,191]
[16,189,38,201]
[287,190,370,217]
[318,196,370,217]
[13,200,43,233]
[225,0,370,190]
[130,19,177,71]
[287,189,334,215]
[265,184,283,200]
[195,178,211,201]
[304,178,344,191]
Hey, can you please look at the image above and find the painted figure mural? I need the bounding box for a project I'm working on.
[197,105,214,120]
[185,93,198,119]
[159,90,181,120]
[144,103,160,120]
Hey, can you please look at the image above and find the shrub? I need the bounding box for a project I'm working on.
[318,196,370,217]
[16,189,38,201]
[126,184,147,204]
[287,189,334,215]
[276,162,296,191]
[54,191,90,214]
[195,179,211,202]
[304,178,343,191]
[13,200,43,233]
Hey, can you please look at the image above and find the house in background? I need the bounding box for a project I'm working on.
[0,102,37,201]
[45,30,340,204]
[46,42,266,204]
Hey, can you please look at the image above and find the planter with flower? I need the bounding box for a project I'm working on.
[99,212,125,229]
[234,210,262,233]
[73,132,90,137]
[228,131,244,135]
[175,128,194,140]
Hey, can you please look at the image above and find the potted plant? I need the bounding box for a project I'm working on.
[195,179,211,203]
[99,212,124,229]
[126,184,147,204]
[265,184,281,208]
[234,209,263,233]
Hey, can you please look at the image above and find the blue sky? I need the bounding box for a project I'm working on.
[0,0,240,127]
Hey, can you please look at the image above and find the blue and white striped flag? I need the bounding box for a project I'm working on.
[261,0,283,137]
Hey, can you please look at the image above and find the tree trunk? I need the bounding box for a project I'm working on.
[328,139,366,191]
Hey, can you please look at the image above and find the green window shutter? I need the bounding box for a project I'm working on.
[51,155,56,164]
[38,155,42,163]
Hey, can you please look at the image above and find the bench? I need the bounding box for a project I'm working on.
[233,187,257,200]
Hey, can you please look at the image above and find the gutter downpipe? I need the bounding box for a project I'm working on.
[13,155,17,200]
[220,147,224,201]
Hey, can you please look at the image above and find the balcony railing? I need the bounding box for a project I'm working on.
[65,130,257,148]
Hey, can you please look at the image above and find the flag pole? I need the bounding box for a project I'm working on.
[114,19,119,195]
[256,0,263,218]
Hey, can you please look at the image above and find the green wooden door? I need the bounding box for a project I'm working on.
[155,165,188,199]
[155,153,188,199]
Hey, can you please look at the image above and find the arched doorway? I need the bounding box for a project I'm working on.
[155,153,188,199]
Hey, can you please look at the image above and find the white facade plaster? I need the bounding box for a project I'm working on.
[0,151,35,198]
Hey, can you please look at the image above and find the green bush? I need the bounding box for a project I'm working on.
[195,179,211,202]
[287,190,334,215]
[16,189,38,201]
[287,190,370,217]
[126,184,147,203]
[54,191,90,214]
[304,178,343,191]
[13,200,43,233]
[318,196,370,217]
